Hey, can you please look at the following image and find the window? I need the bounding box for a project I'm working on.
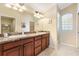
[62,13,73,30]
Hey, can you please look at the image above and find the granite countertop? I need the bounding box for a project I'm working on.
[0,32,49,44]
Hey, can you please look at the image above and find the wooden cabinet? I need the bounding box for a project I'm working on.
[46,36,49,47]
[22,38,34,45]
[3,46,21,56]
[24,42,34,56]
[42,38,46,50]
[0,45,2,56]
[2,40,22,56]
[34,36,42,55]
[35,39,41,48]
[0,33,49,56]
[42,34,49,50]
[35,46,41,55]
[2,38,34,56]
[3,40,21,50]
[22,38,34,56]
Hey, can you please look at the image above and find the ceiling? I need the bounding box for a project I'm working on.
[58,3,72,10]
[25,3,55,13]
[1,3,72,15]
[24,3,72,14]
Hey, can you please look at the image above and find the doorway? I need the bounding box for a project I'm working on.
[58,13,76,47]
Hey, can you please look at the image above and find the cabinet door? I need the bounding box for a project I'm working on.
[3,46,21,56]
[0,45,2,56]
[46,37,49,47]
[42,38,46,50]
[24,42,34,56]
[35,46,41,55]
[35,39,41,48]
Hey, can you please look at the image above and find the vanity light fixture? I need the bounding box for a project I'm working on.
[5,4,12,8]
[34,11,44,18]
[19,9,23,12]
[21,6,26,10]
[13,6,18,10]
[5,3,26,12]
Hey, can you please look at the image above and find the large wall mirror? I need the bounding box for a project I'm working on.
[1,16,15,34]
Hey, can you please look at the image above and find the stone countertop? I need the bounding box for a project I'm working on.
[0,32,49,44]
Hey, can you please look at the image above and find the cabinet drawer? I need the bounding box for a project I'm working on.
[3,46,21,56]
[35,46,41,55]
[35,36,41,40]
[35,39,41,47]
[3,40,21,50]
[42,34,49,38]
[21,38,34,45]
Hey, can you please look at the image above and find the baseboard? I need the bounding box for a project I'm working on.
[61,43,76,48]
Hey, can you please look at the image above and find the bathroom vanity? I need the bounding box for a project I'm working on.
[0,32,49,56]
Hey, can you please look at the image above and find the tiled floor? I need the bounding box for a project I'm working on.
[38,48,56,56]
[38,44,79,56]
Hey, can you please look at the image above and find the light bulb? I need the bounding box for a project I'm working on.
[13,6,18,10]
[19,9,23,12]
[21,6,26,10]
[39,14,44,17]
[5,4,11,8]
[34,14,40,18]
[15,4,21,7]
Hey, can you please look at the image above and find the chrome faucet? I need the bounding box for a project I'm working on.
[3,33,8,37]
